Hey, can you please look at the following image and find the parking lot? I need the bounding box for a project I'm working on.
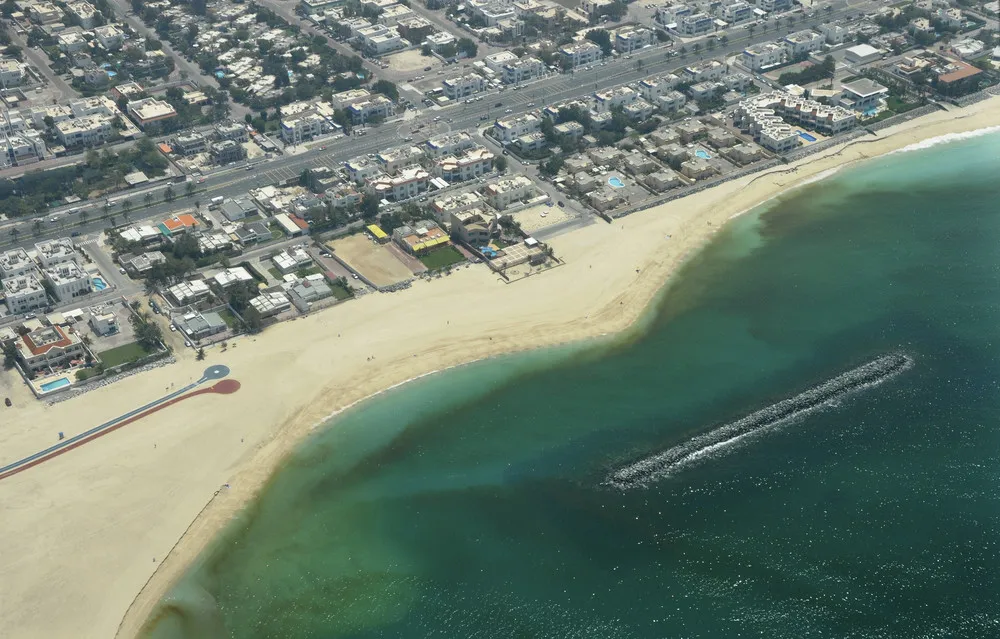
[327,235,414,287]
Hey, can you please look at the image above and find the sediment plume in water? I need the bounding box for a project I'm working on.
[607,353,914,489]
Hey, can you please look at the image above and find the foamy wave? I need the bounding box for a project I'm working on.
[888,125,1000,155]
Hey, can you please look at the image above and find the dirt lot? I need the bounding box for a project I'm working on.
[513,204,570,233]
[327,235,414,287]
[386,49,440,74]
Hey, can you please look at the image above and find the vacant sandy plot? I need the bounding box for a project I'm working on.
[513,204,571,233]
[386,49,439,74]
[327,235,413,287]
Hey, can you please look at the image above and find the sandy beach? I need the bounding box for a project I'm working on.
[0,97,997,639]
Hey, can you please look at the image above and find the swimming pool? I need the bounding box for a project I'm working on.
[796,130,817,142]
[695,149,711,160]
[92,277,108,291]
[608,176,625,188]
[40,377,71,392]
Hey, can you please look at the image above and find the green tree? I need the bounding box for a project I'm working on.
[456,37,478,58]
[185,181,195,197]
[32,219,42,236]
[196,347,206,360]
[371,79,399,101]
[163,185,176,202]
[144,192,154,207]
[493,156,508,173]
[360,193,380,219]
[585,29,612,56]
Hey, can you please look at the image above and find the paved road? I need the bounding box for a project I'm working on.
[1,0,875,250]
[11,33,77,101]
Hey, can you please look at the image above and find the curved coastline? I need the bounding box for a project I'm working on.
[0,100,996,639]
[121,97,1000,639]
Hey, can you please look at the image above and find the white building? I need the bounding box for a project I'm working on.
[0,248,35,279]
[684,60,726,82]
[721,1,755,23]
[742,42,786,70]
[559,41,603,69]
[94,24,127,50]
[502,56,545,84]
[443,73,487,100]
[493,113,541,143]
[817,23,849,45]
[166,279,211,306]
[844,43,882,65]
[15,325,86,375]
[0,58,28,87]
[250,290,292,318]
[369,165,430,200]
[3,274,47,314]
[678,13,714,36]
[43,262,91,302]
[348,95,394,124]
[272,248,313,275]
[450,208,497,244]
[734,91,857,152]
[426,132,476,158]
[638,74,680,101]
[55,115,115,147]
[485,51,519,73]
[594,86,638,113]
[614,27,653,54]
[34,238,76,267]
[281,111,333,144]
[377,145,426,175]
[213,267,255,289]
[483,175,534,210]
[358,24,404,54]
[434,147,495,182]
[66,1,99,28]
[783,30,825,58]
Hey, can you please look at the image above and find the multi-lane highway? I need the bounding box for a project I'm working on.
[1,0,874,255]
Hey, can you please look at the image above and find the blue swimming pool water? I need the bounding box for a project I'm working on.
[40,377,71,392]
[796,130,817,142]
[608,177,625,188]
[92,277,107,291]
[695,149,711,159]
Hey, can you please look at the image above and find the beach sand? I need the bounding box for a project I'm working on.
[0,98,997,639]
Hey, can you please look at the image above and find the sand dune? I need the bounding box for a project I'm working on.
[0,97,997,639]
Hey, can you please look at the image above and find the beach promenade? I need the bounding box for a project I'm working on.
[0,97,997,639]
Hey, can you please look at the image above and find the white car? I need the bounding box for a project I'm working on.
[170,325,176,332]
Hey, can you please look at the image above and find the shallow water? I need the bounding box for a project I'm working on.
[145,130,1000,638]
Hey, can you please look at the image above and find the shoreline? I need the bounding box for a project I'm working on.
[0,98,996,639]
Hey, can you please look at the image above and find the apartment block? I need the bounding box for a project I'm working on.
[559,41,603,69]
[434,147,495,182]
[43,261,91,302]
[483,175,534,210]
[3,274,47,314]
[377,145,426,175]
[493,112,541,143]
[443,73,486,100]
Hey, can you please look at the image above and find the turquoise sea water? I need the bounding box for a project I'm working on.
[144,130,1000,638]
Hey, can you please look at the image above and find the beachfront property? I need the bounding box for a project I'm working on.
[88,308,118,336]
[392,220,450,256]
[431,191,484,220]
[734,92,857,152]
[250,290,292,318]
[723,141,766,165]
[282,274,335,311]
[3,273,47,314]
[450,208,498,245]
[482,175,535,210]
[174,311,227,340]
[838,78,889,112]
[13,324,87,375]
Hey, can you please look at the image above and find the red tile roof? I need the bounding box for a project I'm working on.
[21,326,74,356]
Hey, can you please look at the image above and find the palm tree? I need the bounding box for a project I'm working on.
[707,39,716,51]
[122,211,132,225]
[108,214,117,229]
[163,186,175,202]
[103,201,112,219]
[144,192,154,207]
[692,42,701,54]
[80,209,89,225]
[32,219,42,236]
[720,35,729,45]
[121,198,132,214]
[194,200,200,211]
[748,24,756,37]
[679,45,688,58]
[9,227,20,243]
[185,181,195,197]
